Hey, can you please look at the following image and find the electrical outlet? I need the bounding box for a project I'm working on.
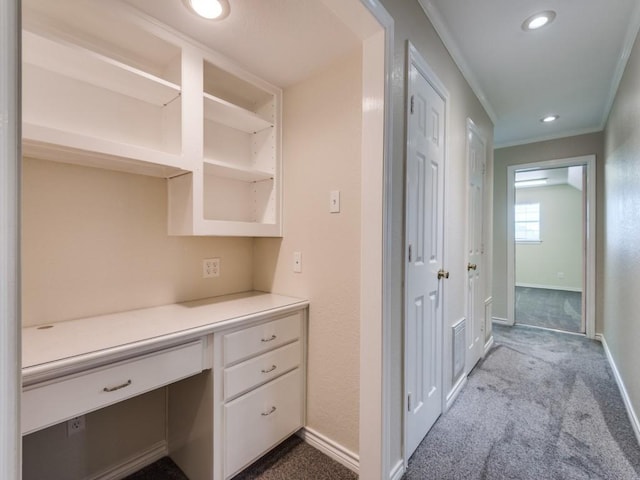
[203,258,220,278]
[67,415,85,436]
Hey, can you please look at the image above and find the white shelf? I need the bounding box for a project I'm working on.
[23,30,180,107]
[23,123,187,179]
[204,93,273,134]
[203,159,273,183]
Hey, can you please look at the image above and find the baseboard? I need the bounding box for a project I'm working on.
[297,427,359,474]
[599,335,640,446]
[515,283,582,293]
[87,440,167,480]
[446,375,467,411]
[492,316,510,325]
[484,334,494,355]
[389,459,404,480]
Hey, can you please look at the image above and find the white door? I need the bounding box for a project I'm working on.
[405,56,446,459]
[466,122,485,372]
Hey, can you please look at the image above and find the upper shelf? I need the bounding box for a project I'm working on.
[203,158,273,182]
[203,93,273,134]
[23,30,181,107]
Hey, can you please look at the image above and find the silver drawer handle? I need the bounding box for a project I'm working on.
[103,379,132,392]
[261,334,277,343]
[261,365,277,374]
[261,406,277,416]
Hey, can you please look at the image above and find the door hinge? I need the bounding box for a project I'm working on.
[408,393,412,412]
[410,95,415,114]
[408,244,412,263]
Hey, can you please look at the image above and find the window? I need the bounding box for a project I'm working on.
[515,203,540,242]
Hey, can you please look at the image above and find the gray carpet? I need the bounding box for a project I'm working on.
[123,456,188,479]
[124,435,356,480]
[403,324,640,479]
[515,287,582,333]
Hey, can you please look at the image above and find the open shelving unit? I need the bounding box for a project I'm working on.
[22,0,282,237]
[167,58,281,236]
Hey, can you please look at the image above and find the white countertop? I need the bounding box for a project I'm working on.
[23,291,308,382]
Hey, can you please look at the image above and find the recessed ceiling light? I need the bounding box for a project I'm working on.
[522,11,556,31]
[183,0,230,20]
[541,115,559,123]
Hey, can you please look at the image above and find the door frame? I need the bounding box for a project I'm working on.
[1,0,22,478]
[465,118,487,373]
[350,1,395,479]
[506,155,596,338]
[403,41,449,466]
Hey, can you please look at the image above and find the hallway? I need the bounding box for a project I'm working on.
[404,324,640,479]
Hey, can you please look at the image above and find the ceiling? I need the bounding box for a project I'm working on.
[515,167,583,191]
[117,1,640,148]
[121,0,361,88]
[420,0,640,147]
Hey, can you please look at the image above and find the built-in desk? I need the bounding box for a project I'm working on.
[22,291,309,480]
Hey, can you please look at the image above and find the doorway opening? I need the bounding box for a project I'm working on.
[506,155,596,338]
[514,166,584,333]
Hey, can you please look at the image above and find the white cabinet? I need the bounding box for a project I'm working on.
[22,0,282,237]
[212,311,306,479]
[22,339,206,435]
[22,293,308,480]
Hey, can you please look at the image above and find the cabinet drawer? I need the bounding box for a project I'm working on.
[22,340,204,435]
[224,341,300,400]
[223,313,301,366]
[224,369,303,478]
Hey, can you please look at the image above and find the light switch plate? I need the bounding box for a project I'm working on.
[330,190,340,213]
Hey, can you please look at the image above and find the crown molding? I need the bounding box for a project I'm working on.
[417,0,498,124]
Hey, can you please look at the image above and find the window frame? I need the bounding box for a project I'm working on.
[514,202,541,243]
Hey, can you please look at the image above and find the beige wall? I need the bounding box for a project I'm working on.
[515,185,583,291]
[253,50,362,453]
[21,157,253,478]
[378,0,494,467]
[23,390,166,479]
[603,26,640,437]
[22,158,253,327]
[492,132,605,328]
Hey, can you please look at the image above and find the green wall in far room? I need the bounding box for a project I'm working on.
[516,184,583,291]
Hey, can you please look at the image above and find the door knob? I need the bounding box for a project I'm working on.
[437,269,449,279]
[467,263,477,271]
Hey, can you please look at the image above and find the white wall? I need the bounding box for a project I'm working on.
[253,50,362,454]
[515,185,583,291]
[602,23,640,440]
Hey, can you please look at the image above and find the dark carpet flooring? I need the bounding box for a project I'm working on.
[515,286,582,333]
[403,324,640,479]
[124,435,357,480]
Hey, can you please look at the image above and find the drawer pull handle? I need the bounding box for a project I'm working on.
[261,365,277,374]
[261,334,277,343]
[103,380,132,392]
[261,406,277,416]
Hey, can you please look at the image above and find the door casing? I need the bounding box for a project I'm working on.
[506,155,596,338]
